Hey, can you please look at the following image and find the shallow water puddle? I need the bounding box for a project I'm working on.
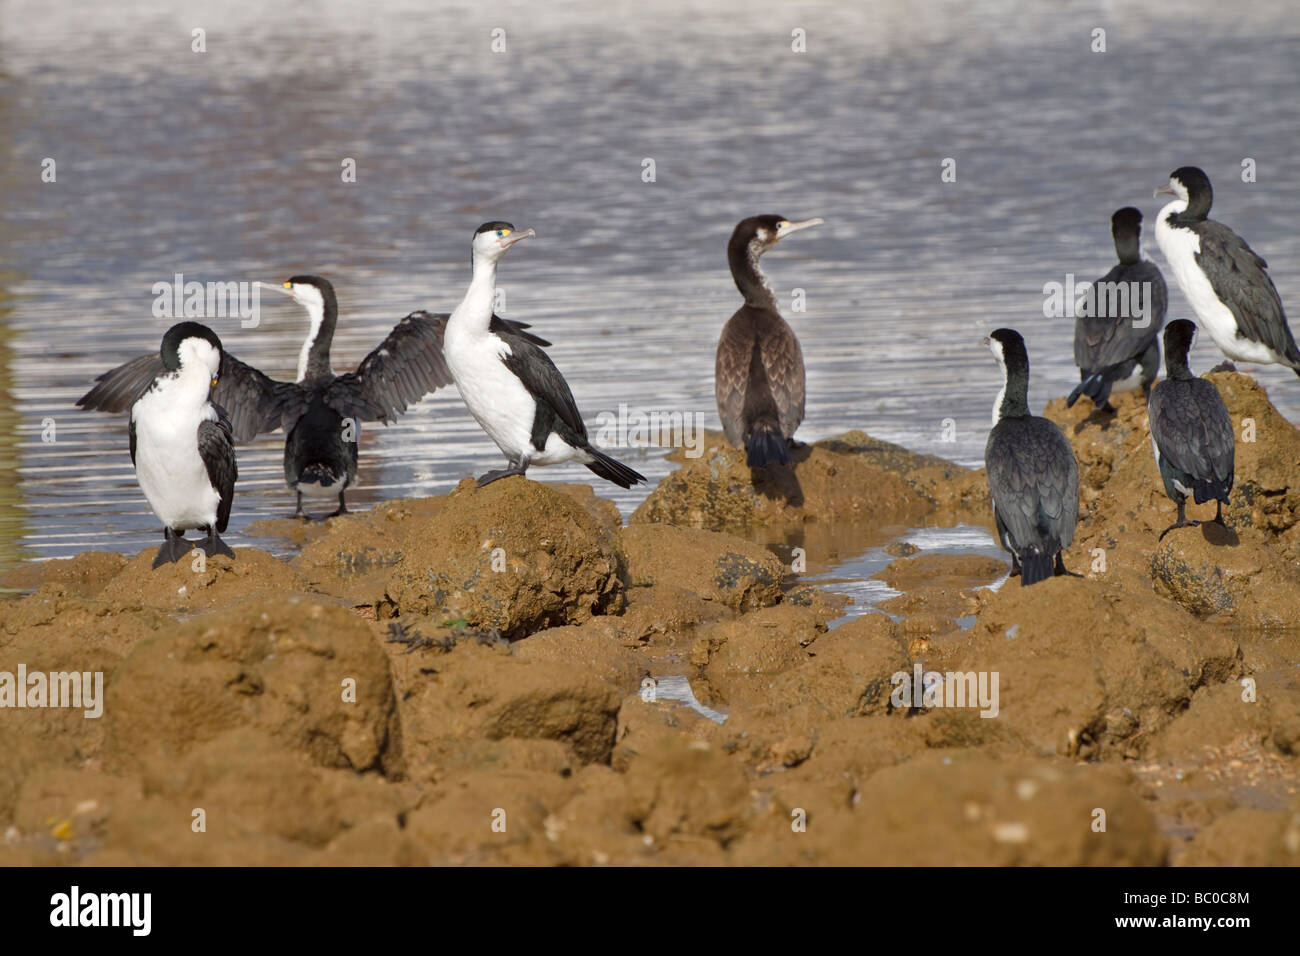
[789,523,1006,628]
[651,675,728,724]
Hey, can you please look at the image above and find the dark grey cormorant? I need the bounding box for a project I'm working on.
[1154,166,1300,375]
[984,328,1079,585]
[442,222,646,488]
[715,214,823,466]
[1147,319,1235,540]
[93,322,238,568]
[1068,207,1167,411]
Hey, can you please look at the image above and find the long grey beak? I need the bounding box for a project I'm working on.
[501,228,536,248]
[1153,184,1176,198]
[777,217,824,238]
[256,280,295,298]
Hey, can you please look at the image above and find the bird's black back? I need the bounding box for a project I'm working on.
[985,415,1079,554]
[1148,376,1234,503]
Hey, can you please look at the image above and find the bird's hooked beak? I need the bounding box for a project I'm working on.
[255,280,296,300]
[500,228,536,249]
[981,336,991,348]
[1153,182,1176,198]
[776,218,824,240]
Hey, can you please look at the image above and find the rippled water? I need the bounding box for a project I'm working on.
[1,0,1297,568]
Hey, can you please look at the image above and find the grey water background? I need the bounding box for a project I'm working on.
[0,0,1297,567]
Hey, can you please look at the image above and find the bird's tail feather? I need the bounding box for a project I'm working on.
[299,462,341,486]
[584,447,646,489]
[745,424,790,467]
[1066,374,1107,409]
[1191,477,1231,506]
[1019,550,1055,587]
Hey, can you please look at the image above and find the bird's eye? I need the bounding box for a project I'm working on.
[497,229,510,238]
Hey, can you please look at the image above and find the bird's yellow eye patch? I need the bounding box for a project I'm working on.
[497,229,510,237]
[777,220,789,229]
[211,377,219,387]
[282,281,292,288]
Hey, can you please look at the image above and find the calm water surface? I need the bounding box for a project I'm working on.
[1,0,1297,569]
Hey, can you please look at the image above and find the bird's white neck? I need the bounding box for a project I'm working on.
[450,255,498,335]
[1156,197,1188,230]
[147,361,213,415]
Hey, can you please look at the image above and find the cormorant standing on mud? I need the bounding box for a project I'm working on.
[715,214,823,467]
[984,328,1079,585]
[1147,319,1235,540]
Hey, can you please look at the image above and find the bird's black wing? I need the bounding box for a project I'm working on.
[490,315,550,348]
[1192,221,1300,363]
[128,417,137,467]
[496,327,587,441]
[197,405,238,534]
[215,352,305,443]
[324,311,551,425]
[324,311,454,423]
[1148,379,1234,486]
[985,417,1079,551]
[1075,263,1167,371]
[77,354,165,413]
[715,305,805,443]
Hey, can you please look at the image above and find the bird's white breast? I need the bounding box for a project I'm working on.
[444,323,538,461]
[1155,213,1277,364]
[132,379,221,530]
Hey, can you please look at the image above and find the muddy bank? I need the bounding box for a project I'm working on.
[2,378,1299,865]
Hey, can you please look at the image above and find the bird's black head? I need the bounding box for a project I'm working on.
[475,221,516,237]
[982,330,1024,371]
[728,215,823,259]
[1157,166,1212,220]
[1111,207,1143,264]
[160,321,223,377]
[726,215,824,302]
[983,328,1030,420]
[471,221,535,262]
[283,274,335,296]
[1170,166,1211,197]
[1163,319,1198,377]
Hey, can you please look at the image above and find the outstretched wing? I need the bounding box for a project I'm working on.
[1193,221,1300,364]
[77,354,164,413]
[324,310,453,423]
[197,405,238,533]
[215,352,305,442]
[79,350,301,445]
[324,311,552,424]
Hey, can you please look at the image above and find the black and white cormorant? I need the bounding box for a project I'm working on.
[1147,319,1234,540]
[715,214,823,466]
[442,222,646,488]
[78,275,548,517]
[983,328,1079,586]
[96,321,237,568]
[1154,166,1300,375]
[1067,207,1167,411]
